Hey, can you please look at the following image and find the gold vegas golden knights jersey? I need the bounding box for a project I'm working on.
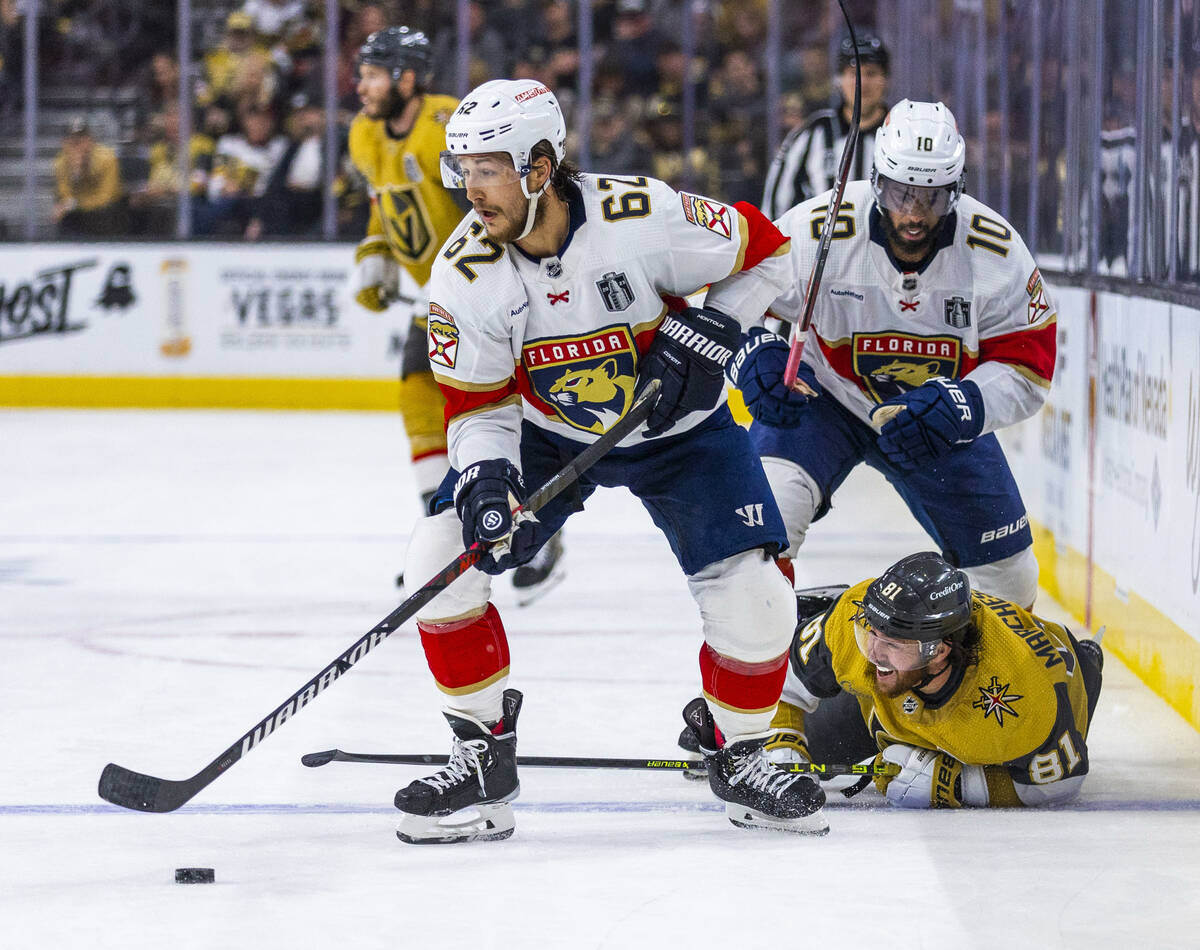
[348,94,464,288]
[784,581,1095,806]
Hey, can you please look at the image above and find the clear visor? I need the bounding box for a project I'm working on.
[874,176,956,216]
[853,615,939,672]
[439,151,524,191]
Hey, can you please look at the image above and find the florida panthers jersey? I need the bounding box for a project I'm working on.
[784,581,1094,807]
[348,94,465,287]
[766,180,1057,432]
[425,173,790,470]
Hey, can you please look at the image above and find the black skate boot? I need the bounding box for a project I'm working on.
[677,696,714,781]
[394,688,522,844]
[708,737,828,834]
[682,697,828,835]
[512,531,565,606]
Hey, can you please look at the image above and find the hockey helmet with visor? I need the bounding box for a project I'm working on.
[871,99,966,219]
[853,552,972,671]
[357,26,431,83]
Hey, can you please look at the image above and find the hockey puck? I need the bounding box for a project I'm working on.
[175,867,215,884]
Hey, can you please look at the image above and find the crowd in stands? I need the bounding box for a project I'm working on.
[43,0,844,241]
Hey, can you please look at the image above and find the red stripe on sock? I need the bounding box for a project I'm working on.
[699,642,788,713]
[418,603,510,692]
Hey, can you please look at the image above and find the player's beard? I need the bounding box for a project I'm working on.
[881,209,943,262]
[476,192,539,245]
[873,664,930,698]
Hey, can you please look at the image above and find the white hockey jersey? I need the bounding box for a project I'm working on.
[425,173,791,470]
[762,180,1057,432]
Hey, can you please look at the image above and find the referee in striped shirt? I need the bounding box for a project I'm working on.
[761,33,891,220]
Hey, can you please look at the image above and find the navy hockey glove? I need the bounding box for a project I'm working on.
[874,376,985,471]
[453,459,538,574]
[638,306,741,437]
[726,326,821,427]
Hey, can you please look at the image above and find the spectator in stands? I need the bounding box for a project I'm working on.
[588,98,651,176]
[128,103,217,237]
[201,10,273,109]
[708,47,768,205]
[337,3,388,108]
[610,0,663,98]
[199,103,288,237]
[53,117,128,238]
[247,92,328,239]
[241,0,307,42]
[641,97,720,196]
[431,1,508,92]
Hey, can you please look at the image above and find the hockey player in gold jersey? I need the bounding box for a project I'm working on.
[349,26,461,511]
[764,552,1103,807]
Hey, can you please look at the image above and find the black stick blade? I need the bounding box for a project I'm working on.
[98,763,190,813]
[300,750,338,768]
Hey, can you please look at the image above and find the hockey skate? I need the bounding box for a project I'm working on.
[394,689,522,844]
[682,697,828,835]
[677,696,714,781]
[512,531,565,606]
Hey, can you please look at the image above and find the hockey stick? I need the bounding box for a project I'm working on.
[782,0,861,391]
[97,380,662,813]
[299,748,899,777]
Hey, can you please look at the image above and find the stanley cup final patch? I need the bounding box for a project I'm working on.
[427,302,459,369]
[595,271,635,312]
[943,295,971,329]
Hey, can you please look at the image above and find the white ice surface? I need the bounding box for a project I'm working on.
[2,409,1199,949]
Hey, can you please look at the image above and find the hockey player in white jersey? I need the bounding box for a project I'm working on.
[393,78,826,843]
[727,100,1056,607]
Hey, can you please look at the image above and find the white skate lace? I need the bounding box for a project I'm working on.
[729,747,806,798]
[417,737,490,795]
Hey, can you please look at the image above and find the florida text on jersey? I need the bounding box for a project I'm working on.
[770,180,1057,432]
[348,93,465,286]
[424,173,790,464]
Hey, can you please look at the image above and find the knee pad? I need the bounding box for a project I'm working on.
[760,457,822,558]
[688,548,796,662]
[404,508,491,622]
[965,546,1038,609]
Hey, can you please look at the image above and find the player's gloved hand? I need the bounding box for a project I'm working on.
[727,327,821,427]
[875,744,987,808]
[638,306,741,437]
[352,237,400,312]
[874,376,985,471]
[453,459,538,574]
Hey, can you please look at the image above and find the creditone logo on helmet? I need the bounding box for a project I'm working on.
[522,326,637,434]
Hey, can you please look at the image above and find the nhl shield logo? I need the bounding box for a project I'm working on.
[944,295,971,329]
[596,271,635,312]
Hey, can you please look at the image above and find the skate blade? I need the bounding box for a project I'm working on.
[513,565,566,607]
[396,803,515,845]
[725,803,830,836]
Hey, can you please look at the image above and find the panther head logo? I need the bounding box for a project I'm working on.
[867,359,943,389]
[547,358,635,434]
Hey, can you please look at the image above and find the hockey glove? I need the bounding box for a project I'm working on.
[875,744,987,808]
[874,376,986,471]
[727,327,821,428]
[453,459,538,575]
[352,236,400,313]
[638,306,741,437]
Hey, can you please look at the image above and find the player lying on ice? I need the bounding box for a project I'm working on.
[681,551,1104,807]
[395,77,827,843]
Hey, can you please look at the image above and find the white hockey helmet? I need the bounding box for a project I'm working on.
[440,79,566,190]
[871,99,966,217]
